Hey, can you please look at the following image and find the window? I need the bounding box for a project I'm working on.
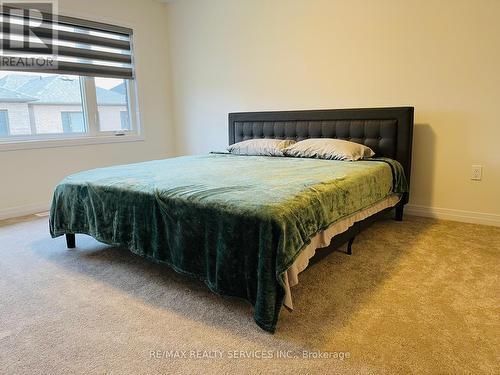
[0,71,138,141]
[120,111,130,130]
[95,77,131,132]
[0,110,9,136]
[0,5,140,149]
[0,71,85,136]
[61,111,85,133]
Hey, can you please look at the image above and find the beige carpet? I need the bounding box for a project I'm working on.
[0,215,498,374]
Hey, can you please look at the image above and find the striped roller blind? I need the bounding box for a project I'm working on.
[0,4,134,79]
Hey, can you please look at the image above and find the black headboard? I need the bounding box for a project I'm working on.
[228,107,414,203]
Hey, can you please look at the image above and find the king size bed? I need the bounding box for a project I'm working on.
[49,106,414,333]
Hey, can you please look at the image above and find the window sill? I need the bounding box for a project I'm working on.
[0,134,145,152]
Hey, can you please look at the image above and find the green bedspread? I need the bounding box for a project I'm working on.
[50,154,407,332]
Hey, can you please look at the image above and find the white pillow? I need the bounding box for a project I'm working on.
[283,138,375,161]
[227,139,296,156]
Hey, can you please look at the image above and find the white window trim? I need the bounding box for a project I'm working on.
[0,74,142,152]
[0,133,145,151]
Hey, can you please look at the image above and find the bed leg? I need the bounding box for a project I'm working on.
[395,205,404,221]
[66,234,76,249]
[346,237,355,255]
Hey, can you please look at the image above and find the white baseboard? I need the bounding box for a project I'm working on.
[406,204,500,227]
[0,202,50,221]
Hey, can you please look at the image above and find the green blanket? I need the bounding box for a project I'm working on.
[50,154,407,332]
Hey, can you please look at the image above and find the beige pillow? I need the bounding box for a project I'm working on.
[283,138,375,161]
[227,139,296,156]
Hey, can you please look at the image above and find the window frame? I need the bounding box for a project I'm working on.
[0,7,141,151]
[0,73,142,151]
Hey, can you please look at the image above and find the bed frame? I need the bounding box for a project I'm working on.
[227,106,414,256]
[65,106,414,253]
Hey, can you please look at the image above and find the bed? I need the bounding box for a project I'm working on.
[50,107,414,332]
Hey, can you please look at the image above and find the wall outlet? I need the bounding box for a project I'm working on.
[471,165,483,181]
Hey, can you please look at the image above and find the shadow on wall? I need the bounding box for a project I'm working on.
[410,123,436,207]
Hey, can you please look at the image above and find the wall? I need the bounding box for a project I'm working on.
[0,0,174,218]
[166,0,500,225]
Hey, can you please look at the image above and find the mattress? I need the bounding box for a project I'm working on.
[50,153,408,332]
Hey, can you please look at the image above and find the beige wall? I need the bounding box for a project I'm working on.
[0,0,174,214]
[2,0,499,223]
[166,0,500,218]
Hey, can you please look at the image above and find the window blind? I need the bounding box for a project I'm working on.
[0,4,134,79]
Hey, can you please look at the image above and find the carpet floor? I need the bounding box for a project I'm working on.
[0,215,498,374]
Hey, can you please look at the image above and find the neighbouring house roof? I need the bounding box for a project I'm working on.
[96,86,127,106]
[111,82,126,95]
[0,86,37,103]
[0,74,127,105]
[0,74,37,91]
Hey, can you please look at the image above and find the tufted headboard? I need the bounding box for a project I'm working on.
[228,106,414,203]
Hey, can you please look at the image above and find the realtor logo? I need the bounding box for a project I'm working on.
[0,1,58,69]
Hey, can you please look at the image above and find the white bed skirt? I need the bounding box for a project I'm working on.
[283,194,401,309]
